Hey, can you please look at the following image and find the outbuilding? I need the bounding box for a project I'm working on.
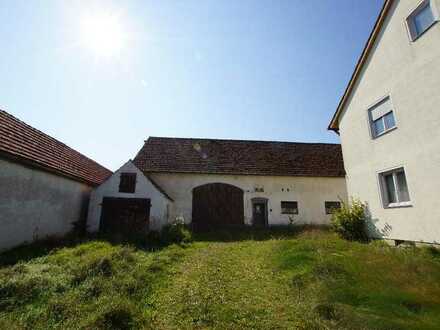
[88,136,348,232]
[0,110,111,250]
[87,161,173,233]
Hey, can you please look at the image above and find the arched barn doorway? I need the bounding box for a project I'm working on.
[192,183,244,230]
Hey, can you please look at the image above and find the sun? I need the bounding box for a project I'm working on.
[80,12,125,58]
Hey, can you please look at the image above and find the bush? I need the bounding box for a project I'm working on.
[330,199,369,242]
[161,218,192,245]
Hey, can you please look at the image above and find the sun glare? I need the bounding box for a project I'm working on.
[81,12,125,58]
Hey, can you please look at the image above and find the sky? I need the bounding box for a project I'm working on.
[0,0,384,171]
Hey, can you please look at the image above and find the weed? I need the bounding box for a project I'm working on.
[1,228,440,329]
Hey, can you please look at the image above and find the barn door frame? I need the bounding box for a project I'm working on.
[99,197,151,234]
[191,182,244,231]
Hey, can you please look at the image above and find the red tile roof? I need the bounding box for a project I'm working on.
[0,110,112,186]
[134,137,345,177]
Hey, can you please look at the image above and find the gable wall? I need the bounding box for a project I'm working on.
[338,0,440,243]
[87,162,171,231]
[149,172,347,226]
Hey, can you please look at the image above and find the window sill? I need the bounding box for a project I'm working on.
[373,126,397,139]
[385,202,412,209]
[410,19,438,42]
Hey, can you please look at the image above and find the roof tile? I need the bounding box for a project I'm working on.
[0,110,112,185]
[134,137,345,177]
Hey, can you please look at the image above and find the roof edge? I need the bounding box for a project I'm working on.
[328,0,394,132]
[143,173,174,201]
[0,150,104,187]
[145,136,342,146]
[144,169,346,178]
[1,110,112,172]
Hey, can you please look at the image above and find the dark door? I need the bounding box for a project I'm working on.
[100,197,150,234]
[192,183,244,230]
[252,202,267,227]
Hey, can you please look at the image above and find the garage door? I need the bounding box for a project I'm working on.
[192,183,244,230]
[100,197,150,234]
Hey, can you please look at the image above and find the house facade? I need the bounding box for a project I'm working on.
[88,137,347,232]
[329,0,440,244]
[0,110,111,250]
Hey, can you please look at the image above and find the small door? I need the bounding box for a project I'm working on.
[253,202,267,227]
[100,197,150,234]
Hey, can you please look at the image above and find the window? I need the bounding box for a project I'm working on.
[281,201,298,214]
[368,96,396,138]
[379,168,411,207]
[406,0,438,41]
[325,201,341,215]
[119,173,136,193]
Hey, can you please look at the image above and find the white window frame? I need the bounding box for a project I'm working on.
[324,201,341,215]
[367,95,397,139]
[281,201,298,215]
[406,0,439,42]
[378,167,412,208]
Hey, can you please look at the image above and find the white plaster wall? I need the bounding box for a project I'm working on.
[149,172,347,226]
[0,158,92,250]
[87,161,171,232]
[338,0,440,243]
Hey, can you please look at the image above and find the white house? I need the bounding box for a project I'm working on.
[0,110,111,250]
[88,137,347,232]
[328,0,440,244]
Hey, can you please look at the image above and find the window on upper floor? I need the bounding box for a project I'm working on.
[119,172,137,193]
[379,167,411,208]
[325,201,342,215]
[281,201,298,214]
[406,0,438,41]
[368,96,396,138]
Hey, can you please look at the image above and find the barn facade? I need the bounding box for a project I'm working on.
[88,137,347,232]
[0,110,111,250]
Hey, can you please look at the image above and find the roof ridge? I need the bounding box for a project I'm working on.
[146,136,341,146]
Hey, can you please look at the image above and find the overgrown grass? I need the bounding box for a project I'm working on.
[1,228,440,329]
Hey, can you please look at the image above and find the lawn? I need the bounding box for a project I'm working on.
[1,228,440,329]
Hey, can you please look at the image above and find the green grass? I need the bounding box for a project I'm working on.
[1,228,440,329]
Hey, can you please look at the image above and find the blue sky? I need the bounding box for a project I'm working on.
[0,0,383,170]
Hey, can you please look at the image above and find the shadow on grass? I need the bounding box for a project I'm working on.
[193,225,329,242]
[0,232,168,267]
[0,225,329,267]
[0,235,91,267]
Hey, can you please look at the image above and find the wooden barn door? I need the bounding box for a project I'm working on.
[100,197,150,234]
[192,183,244,230]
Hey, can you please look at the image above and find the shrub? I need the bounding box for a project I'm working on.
[161,218,192,245]
[330,199,369,242]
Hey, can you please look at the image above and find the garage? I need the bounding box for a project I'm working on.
[100,197,150,234]
[192,183,244,230]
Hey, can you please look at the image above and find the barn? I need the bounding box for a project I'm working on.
[87,160,173,233]
[0,110,111,250]
[88,136,347,233]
